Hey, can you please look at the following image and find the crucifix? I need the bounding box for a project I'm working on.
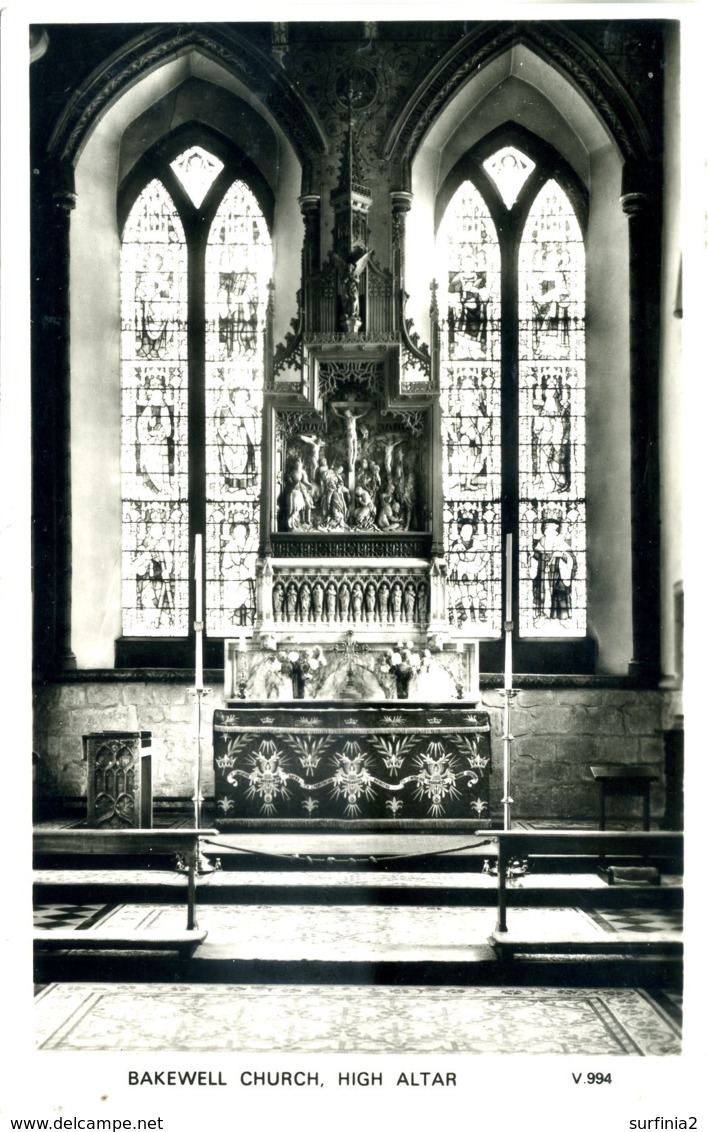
[330,397,371,506]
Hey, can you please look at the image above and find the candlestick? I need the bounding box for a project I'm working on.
[195,534,203,623]
[194,535,203,690]
[504,627,513,691]
[505,532,512,624]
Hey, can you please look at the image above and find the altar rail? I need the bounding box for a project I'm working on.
[33,829,216,958]
[490,829,683,959]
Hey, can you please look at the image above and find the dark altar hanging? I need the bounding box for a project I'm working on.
[213,704,491,827]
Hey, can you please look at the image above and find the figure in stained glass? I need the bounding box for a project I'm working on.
[133,523,175,624]
[221,521,256,625]
[136,388,174,494]
[531,246,571,358]
[216,388,256,490]
[531,382,571,493]
[217,271,259,357]
[134,256,172,360]
[530,514,576,622]
[448,270,490,352]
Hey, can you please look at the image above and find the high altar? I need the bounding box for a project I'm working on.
[209,87,493,824]
[213,703,491,827]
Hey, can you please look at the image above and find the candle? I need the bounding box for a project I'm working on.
[505,532,512,624]
[195,631,204,692]
[239,634,246,653]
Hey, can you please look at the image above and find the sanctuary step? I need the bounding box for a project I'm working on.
[33,927,207,959]
[32,901,683,989]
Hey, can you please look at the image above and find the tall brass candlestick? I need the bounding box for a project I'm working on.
[194,534,203,691]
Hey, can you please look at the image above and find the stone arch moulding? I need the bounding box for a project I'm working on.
[46,23,328,194]
[382,22,654,181]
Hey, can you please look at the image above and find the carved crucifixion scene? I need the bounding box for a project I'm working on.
[276,382,428,536]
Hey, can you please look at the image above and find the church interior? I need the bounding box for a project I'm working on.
[27,17,686,1055]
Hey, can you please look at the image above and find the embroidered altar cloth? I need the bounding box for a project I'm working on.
[213,703,491,826]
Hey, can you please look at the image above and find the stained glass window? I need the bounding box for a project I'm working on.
[482,146,535,209]
[205,181,271,635]
[438,182,503,635]
[438,151,586,642]
[170,146,224,207]
[120,179,189,635]
[518,180,586,636]
[120,149,270,643]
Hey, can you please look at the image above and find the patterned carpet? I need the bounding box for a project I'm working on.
[34,982,681,1054]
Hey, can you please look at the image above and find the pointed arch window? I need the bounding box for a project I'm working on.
[119,141,272,652]
[438,139,587,655]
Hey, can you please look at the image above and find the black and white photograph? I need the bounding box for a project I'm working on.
[0,1,703,1127]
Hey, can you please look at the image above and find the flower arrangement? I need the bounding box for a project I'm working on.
[380,641,431,698]
[269,644,327,697]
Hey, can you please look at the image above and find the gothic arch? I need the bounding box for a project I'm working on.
[382,21,654,179]
[47,23,328,193]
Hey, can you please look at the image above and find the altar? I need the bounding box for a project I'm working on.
[213,702,491,828]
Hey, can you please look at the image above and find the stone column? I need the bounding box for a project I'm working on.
[298,193,320,333]
[53,161,77,670]
[391,190,413,328]
[621,170,661,682]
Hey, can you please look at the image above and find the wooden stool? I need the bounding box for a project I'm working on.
[590,765,659,830]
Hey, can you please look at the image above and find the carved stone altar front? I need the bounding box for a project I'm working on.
[213,703,491,827]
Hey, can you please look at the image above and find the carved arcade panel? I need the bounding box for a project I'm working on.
[269,567,430,630]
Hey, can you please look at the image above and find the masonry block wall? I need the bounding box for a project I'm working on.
[33,682,666,824]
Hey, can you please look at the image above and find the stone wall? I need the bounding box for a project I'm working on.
[33,679,667,824]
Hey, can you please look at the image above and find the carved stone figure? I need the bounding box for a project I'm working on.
[376,489,402,531]
[284,455,314,530]
[364,582,377,621]
[403,582,417,621]
[391,581,403,621]
[325,581,338,621]
[272,581,285,621]
[351,582,364,622]
[353,485,375,529]
[378,581,390,623]
[312,581,325,622]
[285,581,299,620]
[300,582,312,622]
[339,582,351,622]
[331,404,369,474]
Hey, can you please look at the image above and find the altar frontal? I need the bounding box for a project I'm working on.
[213,704,491,825]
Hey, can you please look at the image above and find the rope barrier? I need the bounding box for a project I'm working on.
[199,835,497,865]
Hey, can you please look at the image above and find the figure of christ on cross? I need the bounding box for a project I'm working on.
[330,399,371,510]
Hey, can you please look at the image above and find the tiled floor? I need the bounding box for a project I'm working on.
[33,904,113,931]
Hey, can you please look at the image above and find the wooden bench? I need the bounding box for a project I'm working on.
[488,829,683,959]
[33,828,217,959]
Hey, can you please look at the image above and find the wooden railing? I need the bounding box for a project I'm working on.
[33,829,217,958]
